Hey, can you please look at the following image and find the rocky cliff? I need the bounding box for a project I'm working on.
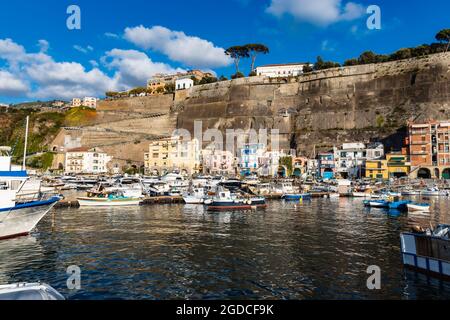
[51,52,450,164]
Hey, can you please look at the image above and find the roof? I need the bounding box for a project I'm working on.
[67,147,90,152]
[257,62,309,68]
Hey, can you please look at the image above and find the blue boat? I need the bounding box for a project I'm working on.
[368,199,390,208]
[388,200,412,211]
[282,193,312,201]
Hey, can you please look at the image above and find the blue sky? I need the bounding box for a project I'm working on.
[0,0,448,103]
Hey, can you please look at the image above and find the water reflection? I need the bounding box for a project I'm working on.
[0,198,449,299]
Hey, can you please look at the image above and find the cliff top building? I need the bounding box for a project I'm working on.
[256,62,310,78]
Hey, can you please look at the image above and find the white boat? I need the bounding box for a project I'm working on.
[401,189,421,196]
[0,146,60,240]
[183,188,207,204]
[407,203,431,212]
[401,224,450,279]
[352,192,373,198]
[420,187,448,197]
[77,190,141,207]
[0,283,65,300]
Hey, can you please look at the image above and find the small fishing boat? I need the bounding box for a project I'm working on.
[282,193,312,201]
[368,200,390,208]
[388,200,412,211]
[420,187,447,197]
[401,224,450,279]
[0,283,65,300]
[407,203,430,212]
[206,188,266,211]
[77,190,142,207]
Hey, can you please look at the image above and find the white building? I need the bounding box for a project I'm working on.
[65,147,112,174]
[334,142,385,179]
[175,78,194,90]
[256,63,310,78]
[202,145,235,176]
[71,98,81,107]
[82,97,98,109]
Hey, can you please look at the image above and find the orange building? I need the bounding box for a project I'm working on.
[407,120,450,179]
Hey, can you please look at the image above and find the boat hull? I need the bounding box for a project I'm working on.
[183,196,204,204]
[207,203,267,211]
[282,194,311,201]
[401,232,450,279]
[407,204,430,212]
[77,197,141,207]
[0,197,60,240]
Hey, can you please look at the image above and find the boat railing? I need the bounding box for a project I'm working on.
[15,191,60,204]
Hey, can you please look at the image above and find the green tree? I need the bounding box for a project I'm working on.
[245,44,269,73]
[219,75,228,81]
[279,156,293,177]
[164,82,175,93]
[389,48,412,61]
[314,56,340,70]
[344,58,359,66]
[436,29,450,52]
[225,46,250,75]
[302,63,314,73]
[231,72,245,79]
[358,51,378,64]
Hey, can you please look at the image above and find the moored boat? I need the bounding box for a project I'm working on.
[0,146,61,240]
[401,224,450,279]
[77,190,142,207]
[407,202,431,212]
[206,188,266,211]
[282,193,311,201]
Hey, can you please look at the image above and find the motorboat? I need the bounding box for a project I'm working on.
[0,146,61,240]
[77,190,142,207]
[388,200,412,211]
[183,188,207,204]
[368,199,390,208]
[0,283,65,300]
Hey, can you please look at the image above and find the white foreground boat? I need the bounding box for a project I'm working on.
[0,283,64,300]
[0,147,60,240]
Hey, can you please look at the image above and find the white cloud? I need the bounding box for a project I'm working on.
[38,40,49,53]
[266,0,365,26]
[0,70,28,96]
[123,25,232,69]
[104,32,119,39]
[102,49,184,89]
[73,45,94,54]
[0,38,188,100]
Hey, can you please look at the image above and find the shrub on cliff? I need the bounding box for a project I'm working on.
[231,72,245,79]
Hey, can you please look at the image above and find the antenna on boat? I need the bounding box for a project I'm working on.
[22,116,29,171]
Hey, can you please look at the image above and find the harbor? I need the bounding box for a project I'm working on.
[1,196,450,299]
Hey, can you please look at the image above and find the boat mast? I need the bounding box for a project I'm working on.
[22,116,29,171]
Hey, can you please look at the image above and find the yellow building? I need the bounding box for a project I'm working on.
[144,136,200,175]
[386,153,411,178]
[365,160,388,180]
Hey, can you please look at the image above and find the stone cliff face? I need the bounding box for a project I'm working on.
[52,52,450,164]
[178,52,450,156]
